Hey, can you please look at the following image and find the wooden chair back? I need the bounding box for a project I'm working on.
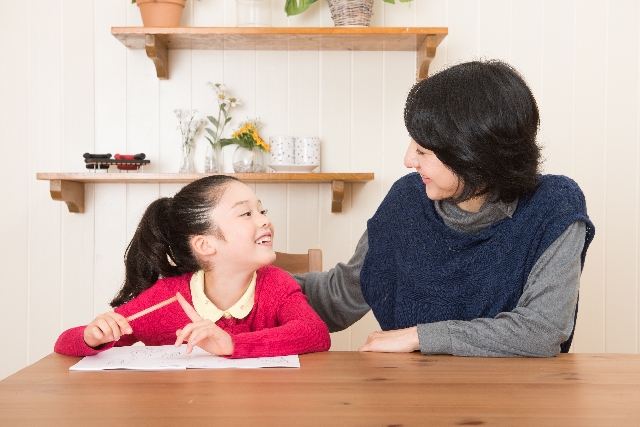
[273,249,322,274]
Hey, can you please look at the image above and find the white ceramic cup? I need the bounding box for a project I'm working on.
[294,136,320,166]
[268,136,295,165]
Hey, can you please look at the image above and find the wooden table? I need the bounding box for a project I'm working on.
[1,352,639,426]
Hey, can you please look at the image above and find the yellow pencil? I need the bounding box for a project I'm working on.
[126,296,177,322]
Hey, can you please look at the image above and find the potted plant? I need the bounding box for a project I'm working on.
[132,0,198,27]
[285,0,412,26]
[204,83,242,173]
[222,119,270,173]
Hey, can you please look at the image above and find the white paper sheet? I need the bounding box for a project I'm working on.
[69,345,300,371]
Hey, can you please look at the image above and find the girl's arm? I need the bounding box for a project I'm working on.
[230,278,331,358]
[54,313,138,357]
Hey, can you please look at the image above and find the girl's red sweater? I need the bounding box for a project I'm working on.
[54,265,331,358]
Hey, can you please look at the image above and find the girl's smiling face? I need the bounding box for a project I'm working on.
[403,138,462,200]
[210,181,276,271]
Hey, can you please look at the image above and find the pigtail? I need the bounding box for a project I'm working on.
[110,198,181,307]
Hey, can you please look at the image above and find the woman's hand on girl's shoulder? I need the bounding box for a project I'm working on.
[174,292,234,356]
[83,312,133,348]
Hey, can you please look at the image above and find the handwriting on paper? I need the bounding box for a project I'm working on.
[69,345,300,371]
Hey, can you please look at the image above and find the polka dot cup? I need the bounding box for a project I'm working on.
[268,136,295,165]
[294,137,320,166]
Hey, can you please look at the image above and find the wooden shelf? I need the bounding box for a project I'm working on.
[111,26,448,80]
[36,172,374,214]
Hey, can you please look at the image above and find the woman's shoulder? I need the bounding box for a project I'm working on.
[113,272,194,317]
[533,174,586,208]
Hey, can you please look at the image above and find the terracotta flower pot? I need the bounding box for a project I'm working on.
[136,0,185,27]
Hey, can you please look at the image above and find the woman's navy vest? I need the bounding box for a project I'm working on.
[361,173,594,352]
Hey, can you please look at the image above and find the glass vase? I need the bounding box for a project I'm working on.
[204,143,221,173]
[233,146,265,173]
[178,143,194,173]
[236,0,272,27]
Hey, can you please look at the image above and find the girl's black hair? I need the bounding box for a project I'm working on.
[110,175,241,307]
[404,60,541,203]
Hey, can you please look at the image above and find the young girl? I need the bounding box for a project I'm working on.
[55,175,331,358]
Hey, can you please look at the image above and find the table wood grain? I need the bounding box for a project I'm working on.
[1,352,639,426]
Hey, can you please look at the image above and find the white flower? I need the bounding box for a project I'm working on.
[229,98,241,108]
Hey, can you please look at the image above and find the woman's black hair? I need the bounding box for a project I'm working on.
[404,59,541,203]
[110,175,241,307]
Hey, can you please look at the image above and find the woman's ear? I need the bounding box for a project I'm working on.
[190,235,217,258]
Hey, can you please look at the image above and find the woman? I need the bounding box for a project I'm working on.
[295,60,595,357]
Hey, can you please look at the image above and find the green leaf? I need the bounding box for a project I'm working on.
[219,138,238,148]
[207,116,219,128]
[205,128,217,139]
[225,117,232,125]
[382,0,395,3]
[284,0,317,17]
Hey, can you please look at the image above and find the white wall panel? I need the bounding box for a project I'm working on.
[539,0,575,176]
[27,0,63,365]
[0,0,29,380]
[478,0,511,60]
[60,0,97,334]
[4,0,640,380]
[604,0,639,353]
[571,1,608,353]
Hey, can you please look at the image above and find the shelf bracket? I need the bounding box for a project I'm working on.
[331,180,345,213]
[50,180,85,213]
[145,34,169,79]
[417,34,438,81]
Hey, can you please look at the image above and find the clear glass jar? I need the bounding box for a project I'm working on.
[236,0,272,27]
[204,143,221,173]
[179,143,194,173]
[233,146,265,172]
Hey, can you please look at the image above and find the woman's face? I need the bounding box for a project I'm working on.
[404,139,462,200]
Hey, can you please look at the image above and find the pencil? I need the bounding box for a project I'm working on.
[126,296,177,322]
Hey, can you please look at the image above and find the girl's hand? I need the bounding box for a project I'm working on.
[358,326,420,353]
[174,292,234,356]
[83,312,132,348]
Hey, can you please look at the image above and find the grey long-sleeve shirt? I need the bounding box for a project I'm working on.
[294,197,587,357]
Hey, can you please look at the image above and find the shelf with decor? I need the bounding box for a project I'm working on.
[36,172,374,214]
[111,26,448,80]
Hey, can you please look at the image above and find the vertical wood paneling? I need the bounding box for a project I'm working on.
[161,49,194,173]
[540,0,575,176]
[447,0,479,62]
[5,0,640,380]
[60,0,96,332]
[382,50,415,195]
[604,0,639,353]
[571,1,608,353]
[320,51,351,173]
[349,51,384,348]
[27,0,63,365]
[0,0,29,380]
[478,0,511,60]
[511,1,544,98]
[288,50,320,252]
[94,183,127,315]
[92,1,128,320]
